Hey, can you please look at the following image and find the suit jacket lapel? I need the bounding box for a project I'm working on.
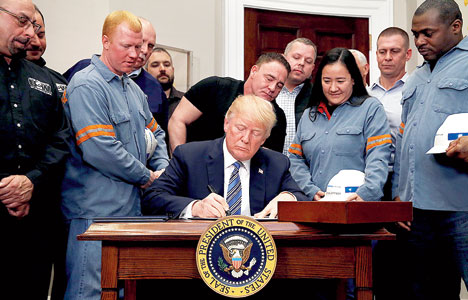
[249,149,266,214]
[206,138,225,196]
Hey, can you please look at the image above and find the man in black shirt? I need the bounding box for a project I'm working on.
[146,47,185,120]
[26,4,67,97]
[24,5,69,299]
[168,52,289,153]
[0,0,70,298]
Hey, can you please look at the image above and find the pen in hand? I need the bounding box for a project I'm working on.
[207,184,231,216]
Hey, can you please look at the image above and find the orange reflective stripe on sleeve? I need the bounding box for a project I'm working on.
[366,134,392,152]
[75,124,115,146]
[367,134,391,143]
[288,143,303,156]
[61,89,68,104]
[146,117,158,133]
[399,122,405,135]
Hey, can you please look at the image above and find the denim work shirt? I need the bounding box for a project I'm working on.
[289,96,391,201]
[392,37,468,211]
[61,55,169,219]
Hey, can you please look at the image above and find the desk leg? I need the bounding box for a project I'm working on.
[101,244,119,300]
[124,280,137,300]
[355,245,373,300]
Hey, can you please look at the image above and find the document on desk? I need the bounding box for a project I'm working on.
[93,216,168,223]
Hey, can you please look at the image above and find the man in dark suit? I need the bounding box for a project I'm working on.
[143,94,307,219]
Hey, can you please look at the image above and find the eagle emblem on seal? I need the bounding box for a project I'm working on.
[219,235,257,278]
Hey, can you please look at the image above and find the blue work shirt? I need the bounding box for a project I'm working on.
[63,57,169,132]
[289,96,391,201]
[61,55,169,219]
[392,37,468,211]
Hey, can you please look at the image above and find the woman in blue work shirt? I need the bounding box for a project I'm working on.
[288,48,391,202]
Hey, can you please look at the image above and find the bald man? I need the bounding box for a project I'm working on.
[350,49,369,86]
[0,0,70,298]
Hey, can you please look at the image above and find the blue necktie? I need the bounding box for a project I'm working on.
[227,161,242,215]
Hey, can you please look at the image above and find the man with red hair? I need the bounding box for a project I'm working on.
[61,10,169,300]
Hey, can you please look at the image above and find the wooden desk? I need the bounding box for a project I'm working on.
[78,220,394,300]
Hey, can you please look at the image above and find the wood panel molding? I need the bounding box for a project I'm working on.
[221,0,393,85]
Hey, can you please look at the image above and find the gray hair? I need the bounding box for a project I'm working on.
[349,49,368,66]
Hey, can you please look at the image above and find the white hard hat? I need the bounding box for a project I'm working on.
[426,113,468,154]
[322,170,365,201]
[145,128,158,159]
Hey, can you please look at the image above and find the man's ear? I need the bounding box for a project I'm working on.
[102,35,110,50]
[250,64,259,77]
[406,48,412,61]
[451,19,462,33]
[223,117,229,134]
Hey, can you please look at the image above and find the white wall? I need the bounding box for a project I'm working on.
[393,0,419,73]
[35,0,218,88]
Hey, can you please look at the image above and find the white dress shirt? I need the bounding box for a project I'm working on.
[180,139,252,218]
[276,83,304,155]
[368,73,408,171]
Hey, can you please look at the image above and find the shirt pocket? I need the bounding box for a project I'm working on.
[401,86,416,104]
[110,111,131,145]
[333,126,363,156]
[433,78,468,114]
[298,130,316,158]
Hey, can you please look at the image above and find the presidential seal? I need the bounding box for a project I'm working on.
[196,216,277,298]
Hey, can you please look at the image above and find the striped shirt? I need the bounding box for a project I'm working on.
[276,83,304,155]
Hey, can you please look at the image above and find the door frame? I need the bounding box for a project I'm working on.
[220,0,393,85]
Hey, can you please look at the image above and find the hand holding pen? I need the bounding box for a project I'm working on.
[208,185,231,216]
[190,185,230,218]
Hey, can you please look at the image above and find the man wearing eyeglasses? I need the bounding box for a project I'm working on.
[0,0,70,299]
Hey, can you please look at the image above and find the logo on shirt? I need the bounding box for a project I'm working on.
[28,77,52,95]
[56,83,67,94]
[196,216,277,297]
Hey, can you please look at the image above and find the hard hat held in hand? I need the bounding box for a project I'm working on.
[322,169,365,201]
[426,113,468,154]
[145,128,158,159]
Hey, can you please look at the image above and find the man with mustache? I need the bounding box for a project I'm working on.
[60,11,169,300]
[168,52,290,154]
[392,1,468,299]
[25,5,67,98]
[277,38,317,155]
[146,47,184,119]
[63,17,169,132]
[24,6,69,299]
[0,0,70,298]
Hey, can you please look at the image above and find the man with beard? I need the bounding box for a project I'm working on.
[26,5,67,96]
[24,5,70,299]
[63,17,169,131]
[146,47,184,119]
[0,0,70,298]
